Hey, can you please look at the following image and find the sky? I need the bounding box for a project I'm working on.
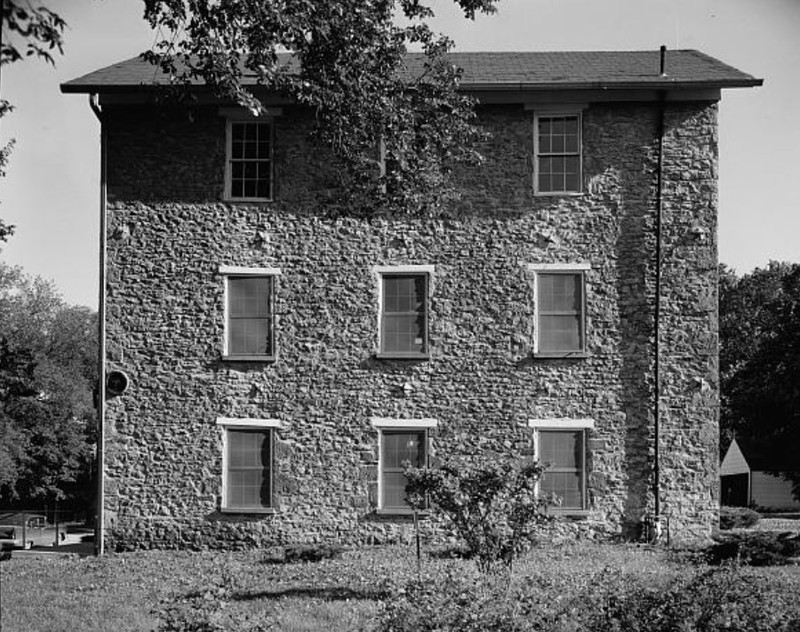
[1,0,797,309]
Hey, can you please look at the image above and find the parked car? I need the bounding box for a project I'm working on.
[0,512,67,550]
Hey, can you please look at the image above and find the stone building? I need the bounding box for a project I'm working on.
[62,50,760,550]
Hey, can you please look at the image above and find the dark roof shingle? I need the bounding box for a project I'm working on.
[61,49,762,93]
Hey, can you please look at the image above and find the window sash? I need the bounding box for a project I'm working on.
[536,272,585,354]
[380,274,428,355]
[538,429,586,510]
[381,430,427,510]
[226,276,275,357]
[535,113,582,194]
[224,429,272,509]
[227,120,273,201]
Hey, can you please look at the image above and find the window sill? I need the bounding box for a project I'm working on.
[222,354,277,362]
[547,508,591,519]
[220,507,277,515]
[223,197,274,204]
[375,352,431,361]
[533,191,584,197]
[533,351,590,359]
[375,508,429,517]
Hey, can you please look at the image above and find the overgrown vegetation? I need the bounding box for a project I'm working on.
[708,531,800,567]
[0,263,97,514]
[143,0,499,215]
[2,543,799,632]
[720,506,761,530]
[404,457,552,572]
[719,262,800,500]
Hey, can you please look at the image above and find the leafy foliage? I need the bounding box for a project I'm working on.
[379,564,800,632]
[0,262,97,508]
[719,506,761,530]
[1,1,67,241]
[719,262,800,499]
[142,0,498,215]
[708,531,800,566]
[404,457,552,572]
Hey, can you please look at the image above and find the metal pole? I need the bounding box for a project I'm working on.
[89,94,107,556]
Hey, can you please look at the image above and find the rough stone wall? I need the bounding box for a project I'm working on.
[101,100,719,550]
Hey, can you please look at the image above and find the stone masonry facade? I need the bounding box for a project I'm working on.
[102,98,719,550]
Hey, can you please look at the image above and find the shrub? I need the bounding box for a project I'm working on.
[376,565,800,632]
[404,457,553,572]
[720,506,761,530]
[707,531,800,566]
[263,543,344,564]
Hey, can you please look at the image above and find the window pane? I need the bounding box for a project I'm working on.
[540,431,580,469]
[382,432,425,468]
[382,431,426,509]
[226,429,271,508]
[228,122,272,199]
[539,430,584,509]
[539,315,581,351]
[229,278,270,317]
[538,274,581,312]
[383,472,410,508]
[541,471,583,508]
[381,275,427,354]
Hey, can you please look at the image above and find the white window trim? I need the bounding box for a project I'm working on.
[372,418,438,513]
[216,417,282,428]
[528,263,590,357]
[217,417,278,513]
[529,418,594,512]
[374,265,434,359]
[220,267,281,361]
[533,109,584,196]
[371,417,438,429]
[223,113,277,203]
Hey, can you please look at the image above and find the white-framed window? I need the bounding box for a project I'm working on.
[529,418,594,511]
[528,262,590,357]
[216,417,280,513]
[371,417,437,512]
[223,108,280,202]
[220,265,280,361]
[374,265,433,359]
[533,110,583,195]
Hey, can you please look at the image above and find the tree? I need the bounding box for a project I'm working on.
[1,1,67,242]
[404,457,552,572]
[143,0,499,214]
[0,262,97,510]
[719,262,800,499]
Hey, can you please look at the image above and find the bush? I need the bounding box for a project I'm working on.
[263,543,344,564]
[404,457,553,572]
[720,506,761,530]
[707,531,800,566]
[376,565,800,632]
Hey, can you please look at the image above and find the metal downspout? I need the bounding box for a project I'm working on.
[654,46,667,525]
[89,94,106,556]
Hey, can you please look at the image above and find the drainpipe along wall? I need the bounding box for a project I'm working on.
[89,94,106,556]
[653,45,667,528]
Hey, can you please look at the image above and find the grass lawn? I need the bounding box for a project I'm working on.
[1,541,799,632]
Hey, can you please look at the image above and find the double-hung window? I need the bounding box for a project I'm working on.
[224,112,276,201]
[372,418,437,513]
[529,418,594,511]
[529,263,589,357]
[375,265,433,358]
[534,111,582,195]
[217,418,279,513]
[220,265,279,360]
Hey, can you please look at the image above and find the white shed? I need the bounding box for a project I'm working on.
[720,438,800,510]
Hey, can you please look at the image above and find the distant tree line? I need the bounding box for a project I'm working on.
[0,261,97,517]
[719,261,800,500]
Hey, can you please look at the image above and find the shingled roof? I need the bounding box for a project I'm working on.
[61,49,761,94]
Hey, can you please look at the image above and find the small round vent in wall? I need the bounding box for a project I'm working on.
[106,370,129,396]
